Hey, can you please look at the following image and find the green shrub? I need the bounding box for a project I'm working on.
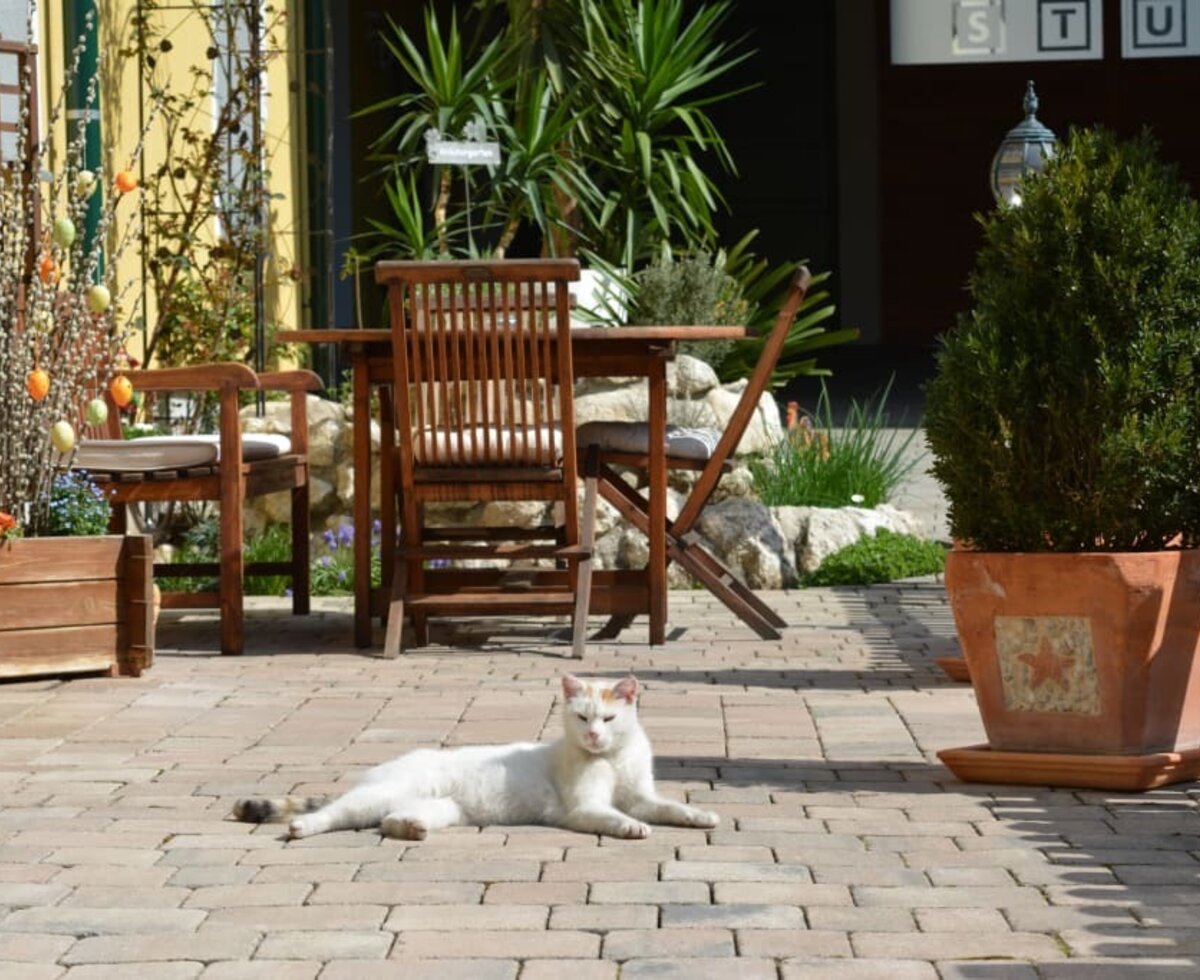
[749,379,920,508]
[926,128,1200,552]
[804,529,947,586]
[630,248,746,371]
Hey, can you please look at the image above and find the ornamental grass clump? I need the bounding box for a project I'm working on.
[926,127,1200,552]
[0,0,151,536]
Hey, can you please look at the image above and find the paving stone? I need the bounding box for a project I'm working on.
[200,961,320,979]
[392,929,598,959]
[601,928,734,960]
[254,930,392,960]
[737,929,853,957]
[328,960,517,979]
[852,885,1047,908]
[549,904,658,931]
[661,903,804,929]
[1059,926,1200,957]
[0,932,75,961]
[589,882,709,904]
[520,961,618,980]
[661,861,812,882]
[184,884,312,908]
[65,965,200,979]
[851,931,1065,960]
[621,959,777,979]
[935,964,1039,979]
[713,882,851,905]
[60,927,261,964]
[311,881,483,905]
[484,881,585,904]
[58,886,189,908]
[781,960,936,979]
[0,907,207,936]
[204,904,386,931]
[384,903,547,930]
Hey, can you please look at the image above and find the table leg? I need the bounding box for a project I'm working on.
[352,346,372,648]
[648,362,667,645]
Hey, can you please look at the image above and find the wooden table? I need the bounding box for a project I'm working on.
[277,326,744,649]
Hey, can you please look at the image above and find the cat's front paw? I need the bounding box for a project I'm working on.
[686,808,720,829]
[381,815,428,841]
[614,819,651,840]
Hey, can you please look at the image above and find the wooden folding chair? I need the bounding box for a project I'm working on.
[76,364,321,656]
[576,267,812,640]
[375,259,590,656]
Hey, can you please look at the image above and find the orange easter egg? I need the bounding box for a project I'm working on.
[38,253,59,285]
[109,374,134,408]
[26,368,50,401]
[114,170,138,194]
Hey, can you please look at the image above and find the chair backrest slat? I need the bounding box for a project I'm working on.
[673,266,812,536]
[378,259,580,477]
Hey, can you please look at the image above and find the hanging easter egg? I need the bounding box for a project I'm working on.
[114,170,138,193]
[32,309,54,333]
[86,283,111,314]
[52,216,76,248]
[109,374,134,408]
[26,369,50,401]
[38,253,59,285]
[85,398,109,427]
[75,169,97,199]
[50,420,76,454]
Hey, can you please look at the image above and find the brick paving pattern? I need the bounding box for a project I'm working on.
[0,585,1198,976]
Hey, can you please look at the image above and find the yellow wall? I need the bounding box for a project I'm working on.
[39,0,303,366]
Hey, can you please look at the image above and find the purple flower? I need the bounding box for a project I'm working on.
[322,529,335,547]
[319,556,332,567]
[337,524,354,546]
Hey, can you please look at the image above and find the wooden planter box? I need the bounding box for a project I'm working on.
[0,534,155,680]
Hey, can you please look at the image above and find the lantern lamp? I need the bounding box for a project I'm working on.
[990,80,1057,206]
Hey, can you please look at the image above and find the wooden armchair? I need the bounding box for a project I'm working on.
[76,363,322,656]
[375,259,590,656]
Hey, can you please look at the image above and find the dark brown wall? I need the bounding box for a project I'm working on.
[877,0,1200,345]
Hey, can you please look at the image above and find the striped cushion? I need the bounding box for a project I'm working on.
[74,434,292,473]
[576,421,720,462]
[412,426,563,465]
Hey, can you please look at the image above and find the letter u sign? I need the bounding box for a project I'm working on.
[1131,0,1186,48]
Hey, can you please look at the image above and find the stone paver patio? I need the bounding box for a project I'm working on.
[1,586,1198,978]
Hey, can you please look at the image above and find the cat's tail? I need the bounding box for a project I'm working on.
[232,796,328,824]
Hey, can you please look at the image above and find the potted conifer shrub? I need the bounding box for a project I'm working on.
[925,127,1200,790]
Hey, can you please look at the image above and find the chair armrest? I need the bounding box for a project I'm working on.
[256,370,323,393]
[126,363,260,392]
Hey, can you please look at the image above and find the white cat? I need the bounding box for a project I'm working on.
[233,674,719,841]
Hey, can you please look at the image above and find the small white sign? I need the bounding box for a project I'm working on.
[1122,0,1200,57]
[426,140,501,166]
[891,0,1104,64]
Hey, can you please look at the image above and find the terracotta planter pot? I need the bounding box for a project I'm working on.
[0,534,155,680]
[938,549,1200,790]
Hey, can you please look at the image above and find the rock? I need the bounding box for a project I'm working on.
[575,385,649,425]
[667,354,719,397]
[695,498,796,589]
[702,386,783,454]
[793,503,924,574]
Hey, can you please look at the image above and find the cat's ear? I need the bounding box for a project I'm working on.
[562,674,586,699]
[613,675,639,704]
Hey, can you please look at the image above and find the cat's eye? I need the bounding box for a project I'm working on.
[577,713,588,722]
[602,715,616,723]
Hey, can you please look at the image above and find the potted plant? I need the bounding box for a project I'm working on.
[0,0,154,679]
[925,127,1200,790]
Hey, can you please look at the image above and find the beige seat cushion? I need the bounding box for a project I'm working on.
[412,426,563,465]
[576,421,720,462]
[74,434,291,473]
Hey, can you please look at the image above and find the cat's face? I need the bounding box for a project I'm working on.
[561,674,639,755]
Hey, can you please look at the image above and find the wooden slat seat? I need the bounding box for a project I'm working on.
[375,259,592,656]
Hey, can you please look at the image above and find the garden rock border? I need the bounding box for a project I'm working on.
[240,357,925,587]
